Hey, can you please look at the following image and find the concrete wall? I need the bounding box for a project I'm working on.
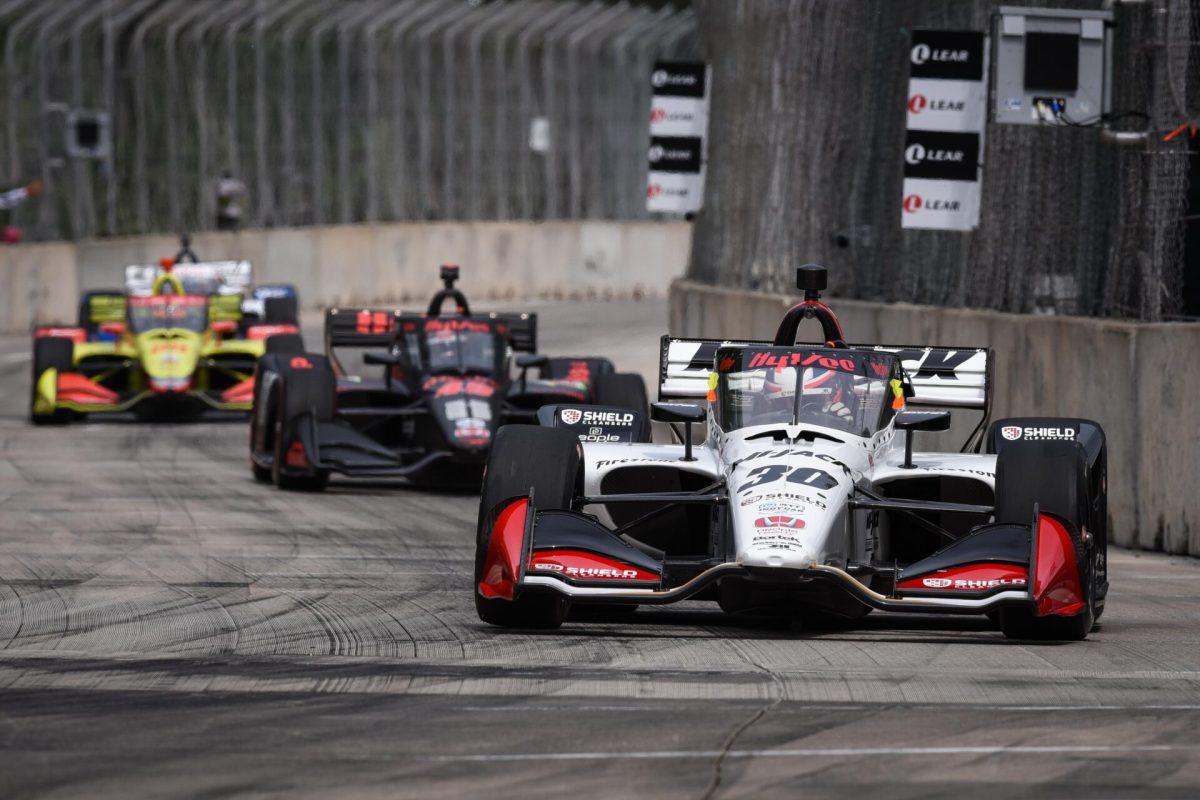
[0,221,692,332]
[671,279,1200,556]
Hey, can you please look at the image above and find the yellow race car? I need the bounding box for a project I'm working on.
[30,263,303,424]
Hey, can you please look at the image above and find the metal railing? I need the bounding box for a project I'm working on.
[0,0,699,241]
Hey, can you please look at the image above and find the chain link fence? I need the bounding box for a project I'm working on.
[690,0,1198,321]
[0,0,698,241]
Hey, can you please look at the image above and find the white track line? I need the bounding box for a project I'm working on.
[421,744,1195,763]
[0,352,29,364]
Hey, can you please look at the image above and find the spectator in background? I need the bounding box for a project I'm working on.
[215,170,246,232]
[0,179,41,244]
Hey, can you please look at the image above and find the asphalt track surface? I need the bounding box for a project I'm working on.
[0,299,1198,799]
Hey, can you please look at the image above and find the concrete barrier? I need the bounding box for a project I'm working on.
[670,279,1200,556]
[0,220,692,331]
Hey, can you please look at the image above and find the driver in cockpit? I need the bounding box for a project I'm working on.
[761,365,856,430]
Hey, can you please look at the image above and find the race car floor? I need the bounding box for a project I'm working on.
[1,300,1198,799]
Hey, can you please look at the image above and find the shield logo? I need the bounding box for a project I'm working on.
[560,408,582,425]
[1001,426,1022,441]
[923,577,952,588]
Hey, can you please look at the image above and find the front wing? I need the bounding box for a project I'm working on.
[478,497,1086,618]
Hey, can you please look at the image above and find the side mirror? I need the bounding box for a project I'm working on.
[211,320,237,337]
[651,402,706,462]
[363,351,402,366]
[894,410,951,469]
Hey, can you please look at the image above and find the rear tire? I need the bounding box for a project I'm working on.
[475,425,580,629]
[593,372,649,416]
[271,354,334,492]
[30,337,74,425]
[994,441,1094,641]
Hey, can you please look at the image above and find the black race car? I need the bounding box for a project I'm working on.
[250,266,648,490]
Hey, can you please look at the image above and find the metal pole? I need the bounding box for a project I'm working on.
[222,3,262,195]
[362,0,422,223]
[4,0,53,233]
[514,2,576,219]
[280,0,337,226]
[36,0,89,239]
[607,6,661,219]
[67,0,110,239]
[384,0,444,220]
[414,3,473,219]
[564,1,627,219]
[487,0,550,220]
[103,0,157,236]
[131,0,186,235]
[254,0,311,228]
[336,1,388,225]
[465,0,519,220]
[164,2,216,235]
[441,4,486,220]
[188,1,246,233]
[541,1,606,220]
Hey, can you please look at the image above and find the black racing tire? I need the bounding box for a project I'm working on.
[271,353,334,492]
[30,337,74,425]
[264,333,305,355]
[475,425,580,629]
[263,296,299,327]
[249,354,283,483]
[593,372,649,416]
[994,440,1095,641]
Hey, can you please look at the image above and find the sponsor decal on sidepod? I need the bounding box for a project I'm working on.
[1001,426,1076,442]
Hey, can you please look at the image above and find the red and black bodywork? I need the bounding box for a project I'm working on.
[250,267,641,489]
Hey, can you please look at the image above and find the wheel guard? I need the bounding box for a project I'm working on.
[895,513,1086,617]
[479,500,663,602]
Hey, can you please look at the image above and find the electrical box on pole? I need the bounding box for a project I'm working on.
[992,6,1113,126]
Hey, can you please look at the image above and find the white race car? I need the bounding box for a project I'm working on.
[474,266,1108,640]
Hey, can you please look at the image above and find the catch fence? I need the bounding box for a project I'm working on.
[0,0,699,241]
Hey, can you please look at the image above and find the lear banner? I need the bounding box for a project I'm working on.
[902,30,988,231]
[648,61,709,214]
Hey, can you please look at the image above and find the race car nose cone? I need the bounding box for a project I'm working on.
[149,377,191,394]
[738,546,815,571]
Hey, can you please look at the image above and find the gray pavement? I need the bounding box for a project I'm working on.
[0,300,1198,799]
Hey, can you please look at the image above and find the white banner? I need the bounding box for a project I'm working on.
[906,78,987,132]
[647,170,705,214]
[901,178,981,231]
[650,95,708,138]
[648,61,709,214]
[902,30,988,231]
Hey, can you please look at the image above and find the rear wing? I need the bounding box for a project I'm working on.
[125,260,253,297]
[324,308,539,353]
[658,335,993,450]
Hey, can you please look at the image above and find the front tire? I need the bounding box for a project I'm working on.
[271,354,335,492]
[994,440,1095,641]
[30,337,74,425]
[475,425,580,629]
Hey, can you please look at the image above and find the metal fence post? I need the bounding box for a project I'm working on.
[413,2,473,219]
[541,1,606,220]
[362,0,421,223]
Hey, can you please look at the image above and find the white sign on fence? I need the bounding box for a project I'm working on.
[647,61,709,214]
